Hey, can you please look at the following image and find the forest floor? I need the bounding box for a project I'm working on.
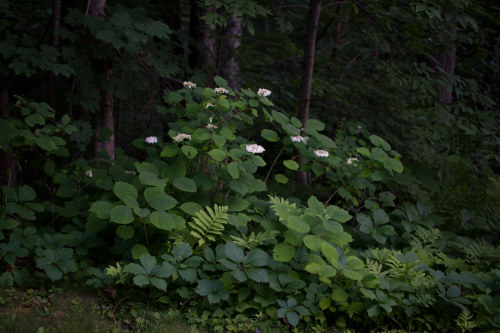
[0,287,192,333]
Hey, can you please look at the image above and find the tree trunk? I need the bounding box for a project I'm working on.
[297,0,322,185]
[436,2,457,104]
[47,0,61,107]
[189,0,216,85]
[218,14,242,90]
[88,0,115,159]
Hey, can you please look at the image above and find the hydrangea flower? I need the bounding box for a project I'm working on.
[173,133,191,142]
[214,87,228,94]
[346,157,359,165]
[290,135,308,143]
[257,88,271,97]
[245,144,265,154]
[183,81,196,89]
[314,149,329,158]
[145,136,158,144]
[85,170,93,177]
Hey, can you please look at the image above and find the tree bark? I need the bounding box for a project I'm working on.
[436,1,457,104]
[297,0,322,185]
[88,0,115,159]
[47,0,61,107]
[218,14,242,90]
[189,0,216,85]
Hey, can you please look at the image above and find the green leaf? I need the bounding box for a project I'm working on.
[208,148,226,161]
[179,202,203,215]
[116,225,135,240]
[247,268,269,283]
[18,185,36,202]
[356,147,371,156]
[181,145,198,158]
[114,182,138,201]
[387,158,404,173]
[332,288,349,303]
[150,211,175,231]
[261,129,280,142]
[36,135,57,151]
[131,244,149,260]
[214,76,228,87]
[273,243,295,262]
[145,189,178,211]
[303,235,323,251]
[165,91,183,103]
[321,242,339,267]
[316,134,336,148]
[272,110,289,125]
[227,162,239,179]
[173,178,197,192]
[90,201,114,219]
[245,249,268,267]
[227,198,249,211]
[25,113,45,127]
[286,311,299,327]
[373,209,389,225]
[345,256,364,270]
[286,216,310,233]
[229,180,248,195]
[369,135,391,151]
[275,174,289,183]
[283,160,299,170]
[150,277,167,291]
[326,205,352,223]
[110,205,134,224]
[225,243,244,263]
[160,144,179,157]
[306,119,324,131]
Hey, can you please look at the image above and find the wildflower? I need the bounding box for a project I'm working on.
[205,103,214,108]
[290,135,306,143]
[245,144,265,154]
[125,170,136,175]
[314,149,329,158]
[85,170,93,177]
[145,136,158,144]
[206,117,217,130]
[214,87,228,94]
[257,88,271,97]
[183,81,196,89]
[346,157,359,165]
[172,133,191,142]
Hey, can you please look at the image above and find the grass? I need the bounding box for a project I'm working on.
[0,287,192,333]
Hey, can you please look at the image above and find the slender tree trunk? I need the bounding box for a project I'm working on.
[189,0,216,85]
[218,14,242,90]
[486,35,499,95]
[48,0,61,107]
[436,2,457,104]
[297,0,322,185]
[88,0,115,159]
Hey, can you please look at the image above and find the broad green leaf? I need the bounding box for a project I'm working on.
[306,119,325,131]
[131,244,149,260]
[150,211,175,230]
[173,177,197,192]
[275,174,289,183]
[283,160,299,170]
[18,185,36,202]
[227,162,239,179]
[36,135,57,151]
[369,135,391,151]
[285,215,310,233]
[110,205,134,224]
[246,268,269,283]
[114,182,138,201]
[145,191,178,211]
[345,256,364,270]
[179,202,203,215]
[227,198,249,211]
[273,243,295,262]
[208,148,226,161]
[181,145,198,158]
[387,158,404,173]
[214,76,228,87]
[271,110,289,125]
[332,288,349,303]
[25,113,44,127]
[326,205,352,223]
[303,235,323,251]
[307,195,324,215]
[165,91,183,103]
[90,201,114,219]
[160,144,179,157]
[373,209,389,225]
[316,134,336,148]
[321,242,338,267]
[245,249,269,267]
[261,129,280,142]
[229,180,248,195]
[356,147,371,156]
[225,243,244,263]
[116,225,135,240]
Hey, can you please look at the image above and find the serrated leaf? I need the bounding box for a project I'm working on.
[246,268,269,283]
[245,248,269,267]
[321,242,338,267]
[303,235,323,251]
[273,243,295,262]
[326,205,352,223]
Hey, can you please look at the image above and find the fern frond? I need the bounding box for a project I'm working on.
[188,204,228,246]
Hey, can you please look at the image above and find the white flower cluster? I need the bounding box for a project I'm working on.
[257,88,271,97]
[206,117,217,130]
[214,87,228,94]
[173,133,191,142]
[183,81,196,89]
[85,170,93,177]
[290,135,308,144]
[245,144,265,154]
[346,157,359,165]
[145,136,158,144]
[314,149,329,158]
[125,170,137,175]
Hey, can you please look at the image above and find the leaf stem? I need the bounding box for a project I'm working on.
[264,144,285,183]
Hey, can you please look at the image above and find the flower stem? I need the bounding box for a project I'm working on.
[264,144,285,183]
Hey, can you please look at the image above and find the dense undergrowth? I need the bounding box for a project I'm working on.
[1,80,499,332]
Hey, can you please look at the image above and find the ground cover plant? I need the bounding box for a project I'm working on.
[1,0,499,332]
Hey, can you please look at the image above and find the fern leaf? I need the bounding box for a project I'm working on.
[188,204,229,246]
